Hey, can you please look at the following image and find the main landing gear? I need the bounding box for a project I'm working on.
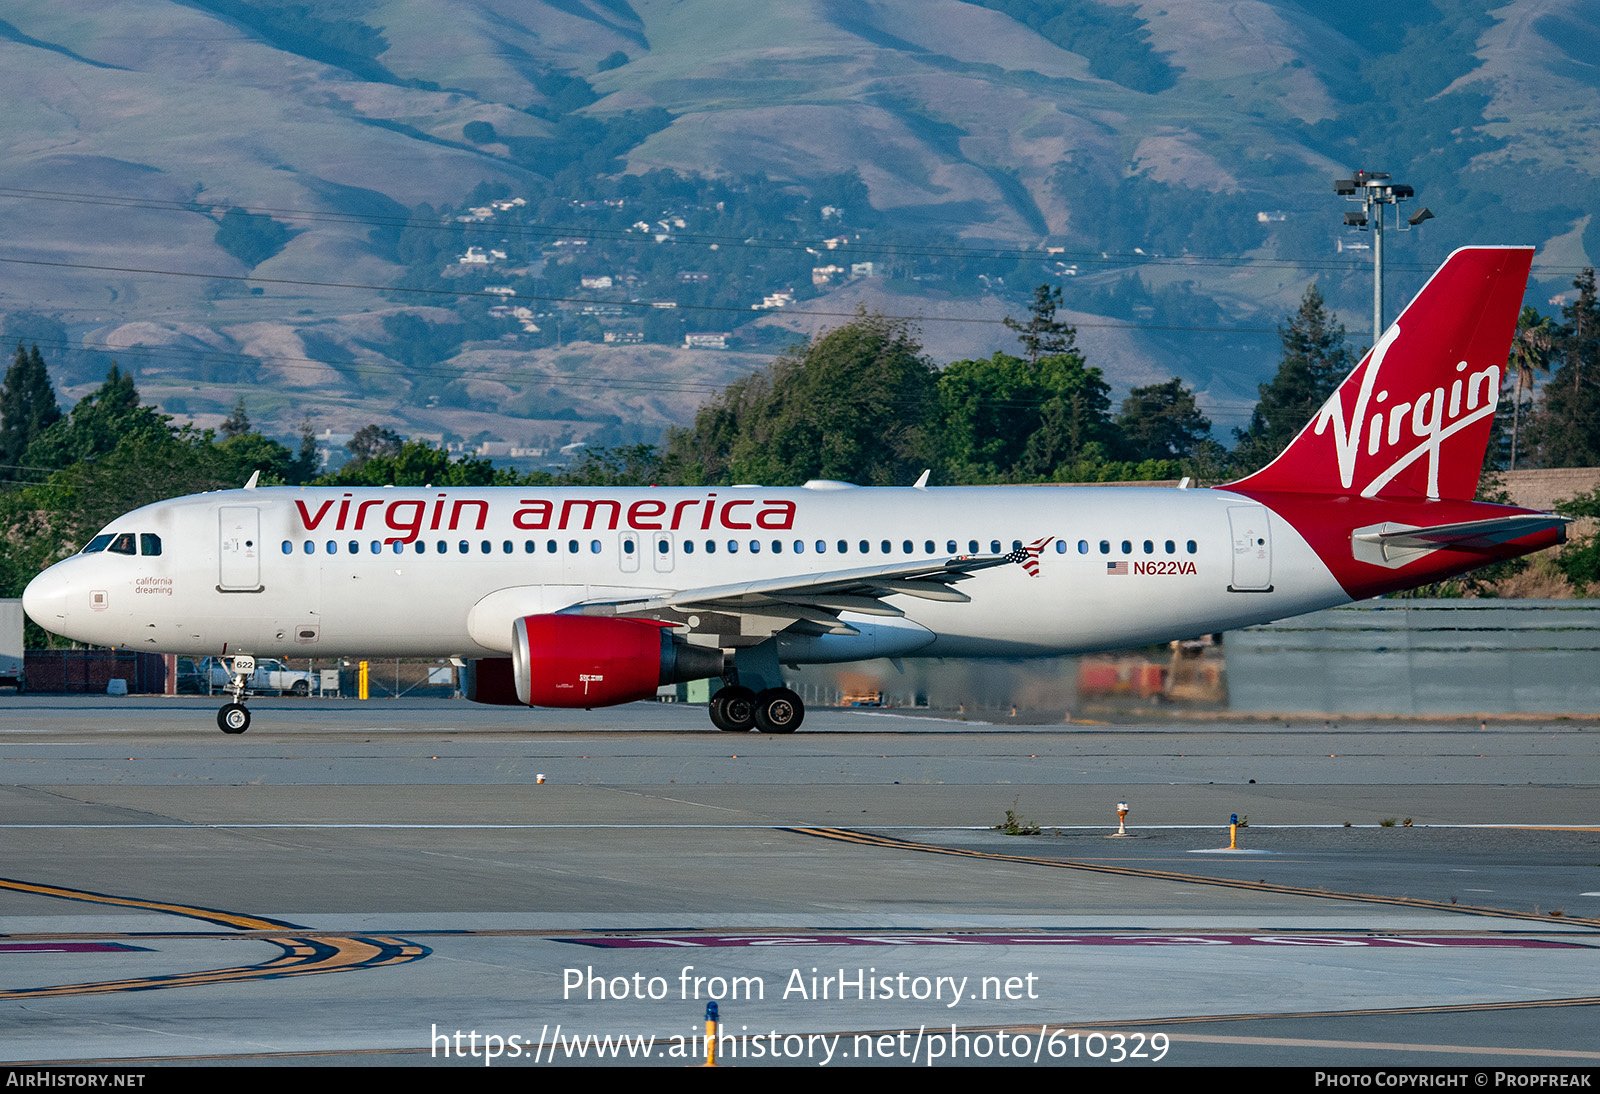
[709,684,805,734]
[216,655,253,734]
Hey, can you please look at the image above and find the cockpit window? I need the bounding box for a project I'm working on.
[140,534,162,556]
[107,533,137,556]
[81,534,114,554]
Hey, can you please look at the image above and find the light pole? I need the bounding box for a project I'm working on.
[1335,171,1434,348]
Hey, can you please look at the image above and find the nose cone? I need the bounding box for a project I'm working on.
[22,564,70,632]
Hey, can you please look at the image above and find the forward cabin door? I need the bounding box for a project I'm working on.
[1227,505,1273,591]
[218,507,262,591]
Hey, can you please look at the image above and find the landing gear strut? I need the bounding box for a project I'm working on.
[216,655,253,734]
[708,683,804,733]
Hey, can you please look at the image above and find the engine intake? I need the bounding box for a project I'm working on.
[505,614,725,708]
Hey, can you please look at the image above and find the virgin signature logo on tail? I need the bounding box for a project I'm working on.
[1229,246,1531,503]
[1312,321,1501,500]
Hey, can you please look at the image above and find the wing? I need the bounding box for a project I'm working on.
[572,550,1038,642]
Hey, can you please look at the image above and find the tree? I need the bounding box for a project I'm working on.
[220,397,251,439]
[1504,306,1555,470]
[663,310,938,485]
[1116,378,1211,461]
[0,343,61,477]
[22,363,170,471]
[345,424,403,470]
[1534,269,1600,467]
[1233,284,1354,472]
[288,417,321,483]
[1003,285,1077,364]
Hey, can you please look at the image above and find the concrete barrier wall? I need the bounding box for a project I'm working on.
[1226,600,1600,714]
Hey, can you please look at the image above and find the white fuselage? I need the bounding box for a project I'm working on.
[24,483,1350,663]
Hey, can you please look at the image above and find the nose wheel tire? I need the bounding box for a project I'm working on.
[709,686,757,732]
[217,703,251,734]
[754,688,804,734]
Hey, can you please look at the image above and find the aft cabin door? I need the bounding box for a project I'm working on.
[218,506,262,591]
[1227,505,1272,592]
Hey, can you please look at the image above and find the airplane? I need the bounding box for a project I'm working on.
[21,246,1570,734]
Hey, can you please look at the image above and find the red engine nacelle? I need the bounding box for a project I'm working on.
[506,614,725,708]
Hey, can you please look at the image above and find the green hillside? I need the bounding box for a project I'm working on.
[0,0,1595,449]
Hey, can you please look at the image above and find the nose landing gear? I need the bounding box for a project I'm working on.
[215,654,254,734]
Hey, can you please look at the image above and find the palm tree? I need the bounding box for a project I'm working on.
[1507,305,1554,470]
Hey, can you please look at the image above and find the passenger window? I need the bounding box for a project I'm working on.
[794,540,804,554]
[503,540,513,554]
[1165,540,1175,554]
[303,541,314,555]
[546,540,557,553]
[1099,541,1110,554]
[837,540,848,553]
[1012,540,1022,552]
[903,540,913,554]
[728,540,739,554]
[968,540,979,554]
[371,541,382,554]
[393,541,404,554]
[706,540,716,554]
[946,540,957,554]
[109,533,137,555]
[684,540,695,555]
[623,539,635,555]
[591,540,601,554]
[567,540,579,554]
[458,541,469,554]
[349,540,360,554]
[750,540,761,554]
[1143,540,1153,554]
[140,534,162,556]
[881,540,891,553]
[414,541,424,554]
[859,540,869,553]
[924,540,934,554]
[1121,541,1132,554]
[1078,540,1089,554]
[1187,540,1197,554]
[437,540,447,553]
[989,540,1000,554]
[281,541,292,555]
[327,541,338,554]
[1055,540,1067,553]
[525,540,535,553]
[481,541,491,554]
[771,540,782,554]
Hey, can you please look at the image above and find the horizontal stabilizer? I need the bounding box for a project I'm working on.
[1352,513,1569,567]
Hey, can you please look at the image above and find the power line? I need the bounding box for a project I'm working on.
[1,183,1590,277]
[0,255,1282,336]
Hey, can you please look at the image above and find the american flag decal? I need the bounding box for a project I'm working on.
[1106,561,1128,575]
[1005,536,1054,578]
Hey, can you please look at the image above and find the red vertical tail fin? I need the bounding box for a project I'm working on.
[1228,246,1533,500]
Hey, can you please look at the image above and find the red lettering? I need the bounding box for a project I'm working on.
[386,500,425,543]
[430,494,447,531]
[354,498,383,530]
[450,499,489,531]
[701,493,717,530]
[670,499,698,530]
[720,499,754,529]
[628,499,667,529]
[296,499,334,530]
[560,499,620,530]
[514,499,553,530]
[755,501,796,530]
[337,494,352,528]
